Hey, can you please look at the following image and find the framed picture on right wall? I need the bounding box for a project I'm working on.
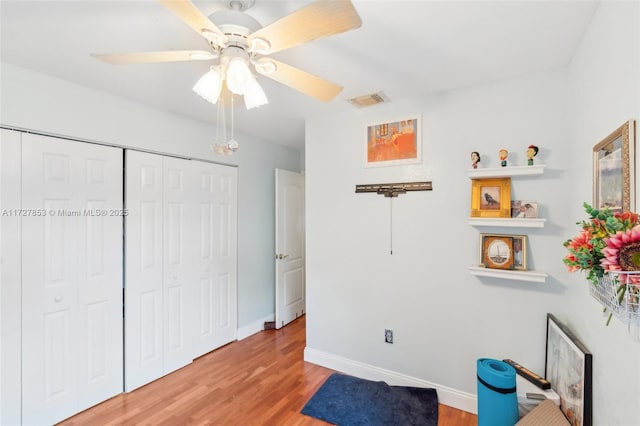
[593,119,636,212]
[545,314,592,426]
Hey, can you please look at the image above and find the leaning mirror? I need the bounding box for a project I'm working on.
[593,120,636,212]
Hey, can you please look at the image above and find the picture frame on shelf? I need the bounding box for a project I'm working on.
[512,201,538,218]
[512,235,528,270]
[545,313,592,426]
[593,120,635,212]
[480,234,514,270]
[510,200,521,218]
[471,177,511,218]
[366,115,421,167]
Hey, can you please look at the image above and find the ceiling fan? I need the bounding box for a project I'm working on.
[92,0,362,108]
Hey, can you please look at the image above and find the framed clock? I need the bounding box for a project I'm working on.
[481,234,515,270]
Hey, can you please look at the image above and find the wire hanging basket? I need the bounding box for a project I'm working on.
[590,270,640,326]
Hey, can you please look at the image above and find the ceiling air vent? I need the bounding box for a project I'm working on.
[347,92,387,108]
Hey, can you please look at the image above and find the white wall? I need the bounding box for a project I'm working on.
[305,2,639,422]
[306,68,571,407]
[0,62,301,329]
[565,1,640,425]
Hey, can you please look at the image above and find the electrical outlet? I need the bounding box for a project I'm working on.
[384,329,393,344]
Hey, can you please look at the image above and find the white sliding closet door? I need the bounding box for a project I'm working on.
[21,134,123,425]
[192,161,237,358]
[124,151,164,391]
[125,151,236,391]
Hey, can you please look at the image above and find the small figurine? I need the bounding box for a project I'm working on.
[527,145,539,165]
[499,149,508,167]
[471,151,481,169]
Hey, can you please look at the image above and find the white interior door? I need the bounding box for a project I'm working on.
[275,169,305,329]
[125,150,164,391]
[192,162,237,357]
[21,134,123,425]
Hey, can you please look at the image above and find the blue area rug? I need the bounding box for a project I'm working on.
[301,373,438,426]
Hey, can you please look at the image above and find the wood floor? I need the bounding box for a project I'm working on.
[59,316,477,425]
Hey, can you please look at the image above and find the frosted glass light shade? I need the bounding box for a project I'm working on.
[244,77,268,110]
[193,67,222,104]
[226,57,252,95]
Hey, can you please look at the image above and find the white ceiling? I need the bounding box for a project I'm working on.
[0,0,598,151]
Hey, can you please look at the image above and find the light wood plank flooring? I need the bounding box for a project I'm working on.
[59,316,477,425]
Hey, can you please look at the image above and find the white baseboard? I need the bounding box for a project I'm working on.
[304,347,477,415]
[236,313,275,341]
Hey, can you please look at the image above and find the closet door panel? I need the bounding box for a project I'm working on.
[192,163,237,358]
[21,138,79,425]
[21,134,123,425]
[125,150,164,391]
[76,147,124,410]
[162,157,196,374]
[213,166,237,346]
[0,129,22,426]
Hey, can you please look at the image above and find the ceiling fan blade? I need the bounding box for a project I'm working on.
[158,0,226,44]
[247,0,361,55]
[91,50,215,65]
[257,59,342,102]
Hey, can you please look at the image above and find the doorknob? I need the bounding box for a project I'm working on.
[275,253,289,260]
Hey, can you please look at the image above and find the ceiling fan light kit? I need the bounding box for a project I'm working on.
[224,52,254,95]
[192,47,267,110]
[243,77,269,110]
[193,66,223,104]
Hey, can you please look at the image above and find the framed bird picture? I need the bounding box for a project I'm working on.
[470,177,511,217]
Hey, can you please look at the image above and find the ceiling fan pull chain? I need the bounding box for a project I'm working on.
[212,94,230,155]
[215,96,221,143]
[220,95,227,144]
[389,197,393,255]
[228,95,239,152]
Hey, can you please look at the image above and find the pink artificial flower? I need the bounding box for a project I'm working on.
[601,225,640,278]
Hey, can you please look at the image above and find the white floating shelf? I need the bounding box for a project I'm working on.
[467,217,546,228]
[467,164,546,178]
[468,266,548,283]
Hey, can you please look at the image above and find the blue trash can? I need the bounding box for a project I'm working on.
[477,358,519,426]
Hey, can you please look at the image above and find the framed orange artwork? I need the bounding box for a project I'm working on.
[366,115,421,167]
